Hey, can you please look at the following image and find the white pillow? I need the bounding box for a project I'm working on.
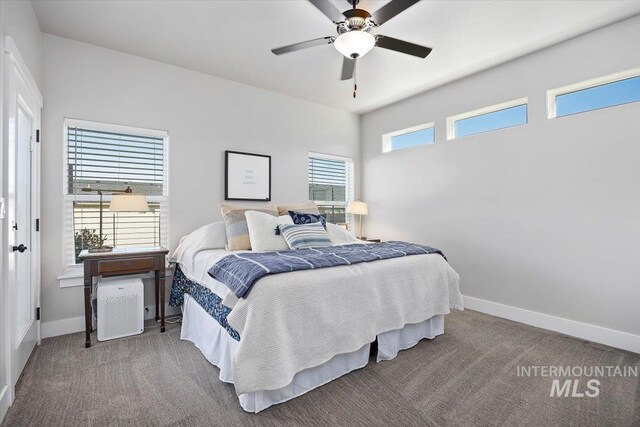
[326,222,361,245]
[245,211,293,252]
[170,221,227,264]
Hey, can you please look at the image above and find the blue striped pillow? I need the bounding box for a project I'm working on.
[279,223,332,249]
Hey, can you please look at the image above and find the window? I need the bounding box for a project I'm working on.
[447,98,528,140]
[65,119,168,264]
[383,122,435,153]
[308,153,354,228]
[548,68,640,118]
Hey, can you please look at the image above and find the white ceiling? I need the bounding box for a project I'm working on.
[33,0,640,114]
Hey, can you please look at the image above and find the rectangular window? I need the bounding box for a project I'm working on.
[548,68,640,118]
[65,119,168,264]
[308,153,354,228]
[447,98,528,140]
[383,122,435,153]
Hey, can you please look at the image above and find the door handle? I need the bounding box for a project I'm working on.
[12,244,27,253]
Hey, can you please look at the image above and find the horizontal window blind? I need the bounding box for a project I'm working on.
[67,127,164,196]
[308,155,354,227]
[308,157,347,203]
[65,123,168,265]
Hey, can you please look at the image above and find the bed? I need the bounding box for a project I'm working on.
[169,219,463,413]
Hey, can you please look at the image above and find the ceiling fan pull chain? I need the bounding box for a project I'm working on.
[353,59,358,98]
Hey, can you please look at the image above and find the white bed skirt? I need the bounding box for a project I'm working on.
[180,294,444,413]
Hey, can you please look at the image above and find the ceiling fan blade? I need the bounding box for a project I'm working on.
[341,57,355,81]
[308,0,345,22]
[371,0,421,26]
[271,37,334,55]
[375,35,432,58]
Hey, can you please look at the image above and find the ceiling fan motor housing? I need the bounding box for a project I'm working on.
[338,9,374,34]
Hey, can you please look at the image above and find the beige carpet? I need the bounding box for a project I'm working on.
[2,310,639,426]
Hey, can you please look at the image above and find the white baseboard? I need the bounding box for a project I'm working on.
[0,384,10,424]
[41,304,181,339]
[463,295,640,354]
[144,305,181,321]
[41,316,85,339]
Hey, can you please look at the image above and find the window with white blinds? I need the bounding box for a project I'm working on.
[308,153,354,228]
[64,120,168,264]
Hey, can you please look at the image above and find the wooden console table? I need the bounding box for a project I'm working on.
[78,247,169,348]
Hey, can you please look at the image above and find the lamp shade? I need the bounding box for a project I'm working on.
[346,200,368,216]
[109,193,149,212]
[334,31,375,58]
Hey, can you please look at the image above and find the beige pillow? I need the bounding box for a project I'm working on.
[220,202,278,216]
[220,203,278,250]
[277,201,320,216]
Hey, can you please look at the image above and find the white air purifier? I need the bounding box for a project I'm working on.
[97,276,144,341]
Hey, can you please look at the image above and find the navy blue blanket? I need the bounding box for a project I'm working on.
[208,241,445,299]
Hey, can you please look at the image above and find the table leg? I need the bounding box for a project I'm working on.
[157,269,166,332]
[84,262,92,348]
[154,276,159,322]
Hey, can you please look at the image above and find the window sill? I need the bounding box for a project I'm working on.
[58,264,174,289]
[57,265,83,288]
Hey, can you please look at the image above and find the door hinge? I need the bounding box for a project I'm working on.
[36,129,40,142]
[36,307,41,321]
[36,218,40,231]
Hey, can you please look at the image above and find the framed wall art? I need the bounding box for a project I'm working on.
[224,150,271,201]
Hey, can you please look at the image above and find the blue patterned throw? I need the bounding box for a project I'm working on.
[208,241,445,299]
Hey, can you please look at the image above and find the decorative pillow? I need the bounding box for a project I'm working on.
[279,223,333,250]
[288,210,327,229]
[245,211,293,252]
[326,222,361,245]
[220,203,279,251]
[170,221,227,263]
[277,202,320,216]
[220,202,278,216]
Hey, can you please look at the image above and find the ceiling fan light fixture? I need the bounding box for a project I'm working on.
[334,31,375,59]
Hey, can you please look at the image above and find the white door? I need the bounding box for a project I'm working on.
[3,36,42,397]
[9,101,37,386]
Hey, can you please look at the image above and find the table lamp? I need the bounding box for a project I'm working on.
[346,200,368,239]
[109,192,149,213]
[81,186,149,252]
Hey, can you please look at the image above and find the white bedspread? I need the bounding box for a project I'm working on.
[176,249,247,298]
[225,253,463,395]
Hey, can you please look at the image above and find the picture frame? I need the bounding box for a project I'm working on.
[224,150,271,201]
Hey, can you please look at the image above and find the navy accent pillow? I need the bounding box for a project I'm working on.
[288,210,327,229]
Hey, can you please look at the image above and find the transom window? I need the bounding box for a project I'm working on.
[308,153,354,228]
[383,122,435,153]
[548,68,640,118]
[64,119,168,264]
[447,98,528,140]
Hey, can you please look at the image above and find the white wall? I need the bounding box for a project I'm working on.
[0,0,41,419]
[361,16,640,339]
[40,34,360,326]
[0,1,41,87]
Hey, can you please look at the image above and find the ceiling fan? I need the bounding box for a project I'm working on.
[271,0,432,97]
